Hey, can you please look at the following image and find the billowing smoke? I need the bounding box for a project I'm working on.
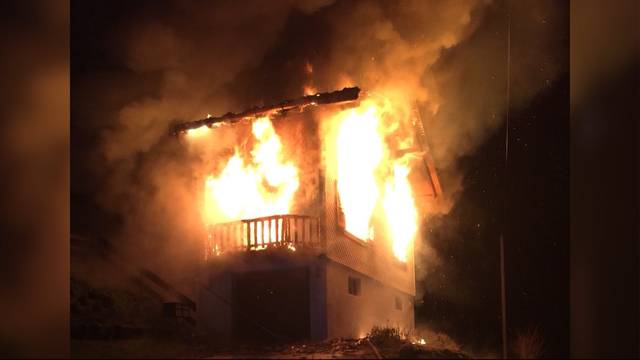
[75,0,566,300]
[411,0,567,299]
[89,1,331,287]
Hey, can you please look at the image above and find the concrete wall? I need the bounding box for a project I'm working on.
[309,259,327,340]
[199,252,414,341]
[198,250,326,341]
[325,260,414,339]
[198,268,232,338]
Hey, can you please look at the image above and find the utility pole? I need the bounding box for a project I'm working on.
[500,233,508,358]
[500,0,512,358]
[500,1,511,359]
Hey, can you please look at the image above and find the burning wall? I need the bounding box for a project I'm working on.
[183,89,423,265]
[187,110,322,223]
[200,117,300,223]
[323,95,420,263]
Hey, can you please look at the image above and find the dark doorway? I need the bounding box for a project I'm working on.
[232,267,310,343]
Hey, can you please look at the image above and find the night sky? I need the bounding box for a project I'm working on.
[72,1,570,357]
[416,73,569,355]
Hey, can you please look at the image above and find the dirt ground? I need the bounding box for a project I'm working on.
[72,337,471,359]
[203,338,470,359]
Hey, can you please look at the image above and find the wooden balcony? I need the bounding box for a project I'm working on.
[206,214,321,259]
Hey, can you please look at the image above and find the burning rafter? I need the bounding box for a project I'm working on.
[171,87,361,136]
[411,106,443,197]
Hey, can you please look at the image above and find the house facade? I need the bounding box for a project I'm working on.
[195,100,440,342]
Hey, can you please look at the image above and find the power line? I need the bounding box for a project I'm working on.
[500,0,511,358]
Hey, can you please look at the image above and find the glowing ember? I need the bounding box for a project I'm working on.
[202,117,299,224]
[186,126,211,138]
[303,61,317,95]
[412,338,427,345]
[304,85,318,96]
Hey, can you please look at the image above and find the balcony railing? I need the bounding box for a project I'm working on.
[206,214,321,258]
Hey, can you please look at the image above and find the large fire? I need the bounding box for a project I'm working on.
[330,96,419,262]
[335,105,384,241]
[191,92,419,262]
[383,161,418,262]
[201,116,299,223]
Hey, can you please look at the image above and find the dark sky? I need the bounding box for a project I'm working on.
[416,73,569,355]
[71,0,570,357]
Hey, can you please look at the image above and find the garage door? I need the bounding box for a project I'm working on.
[232,267,310,343]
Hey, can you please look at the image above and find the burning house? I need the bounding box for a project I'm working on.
[173,87,441,342]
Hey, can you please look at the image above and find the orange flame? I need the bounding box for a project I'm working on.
[304,85,318,96]
[383,160,418,262]
[335,105,384,240]
[202,116,299,224]
[193,91,418,263]
[331,95,418,262]
[186,126,211,138]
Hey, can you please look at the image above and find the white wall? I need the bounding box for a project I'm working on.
[325,260,414,339]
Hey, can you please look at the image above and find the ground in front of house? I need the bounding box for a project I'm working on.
[72,336,471,359]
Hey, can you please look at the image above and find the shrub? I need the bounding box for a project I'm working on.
[367,325,406,347]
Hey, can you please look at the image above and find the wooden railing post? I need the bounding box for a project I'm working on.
[277,218,281,245]
[304,218,308,245]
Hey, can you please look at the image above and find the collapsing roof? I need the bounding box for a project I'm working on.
[171,87,361,136]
